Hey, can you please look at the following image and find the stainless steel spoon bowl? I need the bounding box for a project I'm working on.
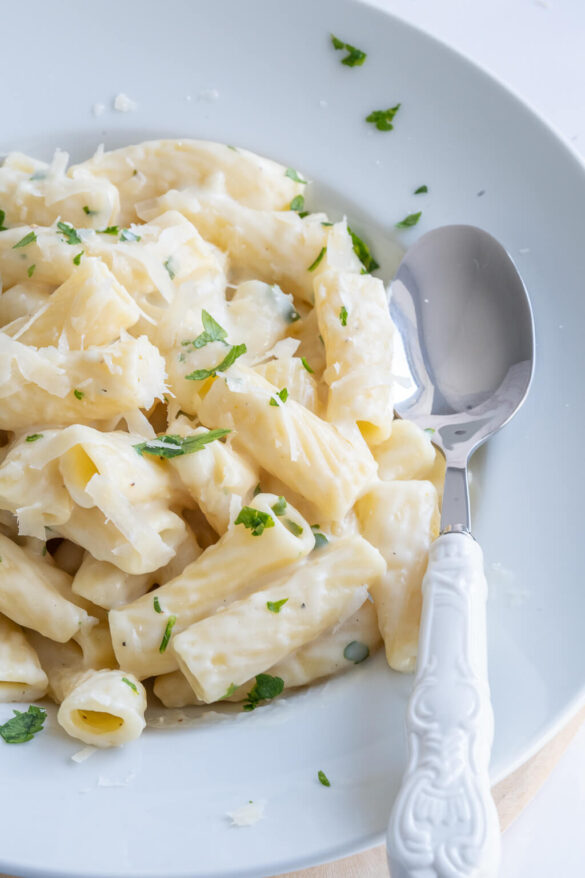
[386,225,535,878]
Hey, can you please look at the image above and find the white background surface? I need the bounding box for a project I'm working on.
[366,1,585,875]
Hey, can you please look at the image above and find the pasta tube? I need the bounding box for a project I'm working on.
[373,419,437,481]
[0,533,91,641]
[197,367,377,520]
[0,150,119,228]
[109,493,313,678]
[356,480,439,671]
[154,599,381,707]
[0,614,48,702]
[57,669,146,748]
[72,138,303,223]
[173,535,385,702]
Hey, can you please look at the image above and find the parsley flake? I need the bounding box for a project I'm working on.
[269,387,289,406]
[57,221,81,245]
[396,211,422,229]
[98,225,120,236]
[348,227,379,273]
[287,305,301,323]
[271,496,287,516]
[290,195,306,213]
[330,34,367,67]
[235,506,275,537]
[311,524,328,549]
[185,343,247,381]
[414,185,428,194]
[153,596,163,613]
[343,641,370,664]
[221,683,237,698]
[321,221,333,227]
[253,483,262,497]
[0,210,7,231]
[134,429,230,459]
[83,205,98,216]
[12,231,37,249]
[73,389,85,400]
[243,674,284,711]
[163,257,176,280]
[266,598,288,613]
[339,306,348,326]
[283,518,303,537]
[182,310,228,350]
[365,104,401,131]
[120,228,142,242]
[0,705,46,744]
[159,615,177,653]
[122,677,139,694]
[73,251,84,266]
[285,167,307,184]
[27,264,36,278]
[300,356,314,374]
[308,246,326,272]
[25,433,43,442]
[318,770,331,787]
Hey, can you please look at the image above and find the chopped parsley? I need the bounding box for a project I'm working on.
[318,770,331,787]
[266,598,288,613]
[269,387,289,406]
[83,205,98,216]
[308,246,326,272]
[120,228,141,242]
[343,641,370,664]
[182,310,228,350]
[283,518,303,537]
[414,185,428,194]
[339,306,348,326]
[133,429,230,459]
[285,167,307,184]
[0,210,7,231]
[98,225,120,236]
[153,596,163,613]
[424,427,436,435]
[73,389,85,400]
[271,496,287,516]
[243,673,284,711]
[73,251,84,266]
[311,524,328,549]
[0,705,47,744]
[163,257,176,280]
[396,211,422,229]
[365,104,401,132]
[221,683,237,698]
[300,356,314,373]
[159,615,177,653]
[321,221,333,227]
[122,677,139,694]
[57,221,81,245]
[348,227,379,273]
[253,483,262,497]
[330,34,367,67]
[287,305,301,323]
[25,433,43,442]
[27,264,36,278]
[12,231,37,249]
[235,506,275,537]
[290,195,305,212]
[29,170,47,181]
[185,343,247,381]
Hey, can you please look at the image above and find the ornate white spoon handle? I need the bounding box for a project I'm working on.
[387,531,501,878]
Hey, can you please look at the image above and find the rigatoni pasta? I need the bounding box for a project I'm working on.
[0,138,442,748]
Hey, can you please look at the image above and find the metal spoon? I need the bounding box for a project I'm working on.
[386,225,535,878]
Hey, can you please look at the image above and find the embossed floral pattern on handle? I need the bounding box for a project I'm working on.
[387,532,501,878]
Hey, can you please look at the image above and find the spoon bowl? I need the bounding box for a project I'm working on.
[386,225,535,878]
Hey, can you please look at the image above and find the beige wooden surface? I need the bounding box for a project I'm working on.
[1,707,584,878]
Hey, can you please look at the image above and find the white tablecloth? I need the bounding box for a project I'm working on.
[366,1,585,874]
